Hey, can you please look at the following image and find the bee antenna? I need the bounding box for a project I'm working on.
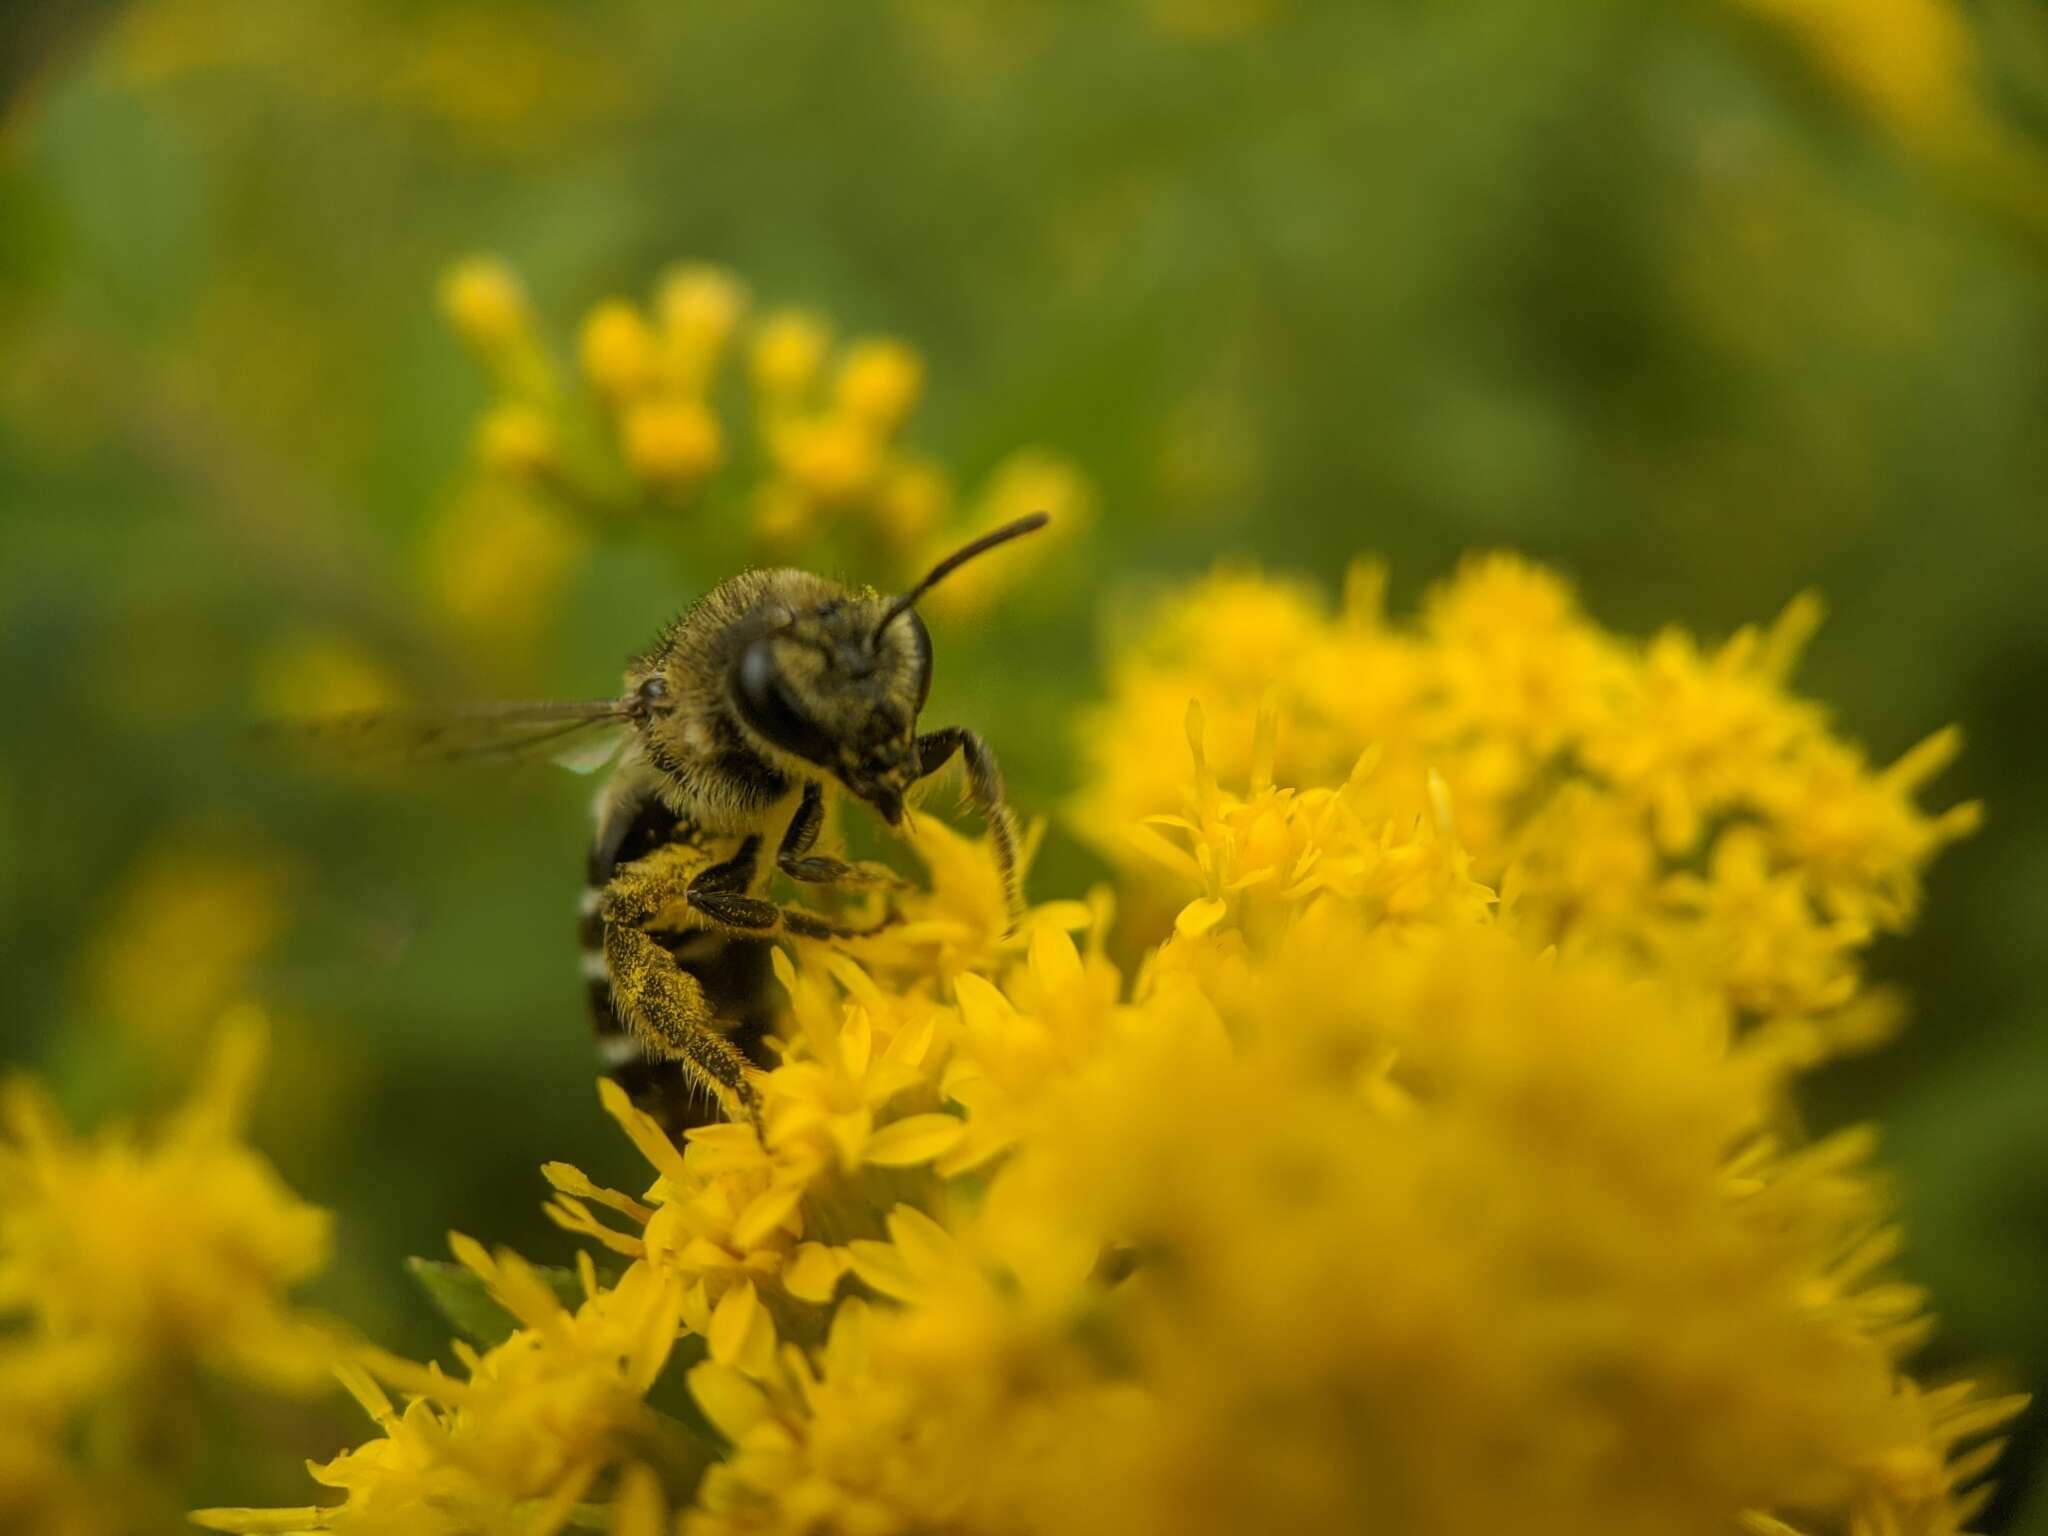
[869,512,1051,647]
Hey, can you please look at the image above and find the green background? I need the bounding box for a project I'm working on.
[1,0,2043,1525]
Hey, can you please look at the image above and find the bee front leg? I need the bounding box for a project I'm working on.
[914,726,1023,919]
[602,921,761,1126]
[776,781,903,889]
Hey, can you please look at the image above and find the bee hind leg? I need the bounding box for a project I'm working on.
[602,921,761,1127]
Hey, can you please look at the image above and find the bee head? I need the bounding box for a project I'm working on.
[727,514,1048,825]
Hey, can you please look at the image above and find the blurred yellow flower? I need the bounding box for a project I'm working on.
[748,309,831,408]
[1077,555,1978,1037]
[0,1340,120,1536]
[421,483,589,673]
[580,300,661,402]
[0,1010,336,1394]
[770,413,885,507]
[194,1244,683,1535]
[476,402,560,480]
[657,265,750,395]
[439,256,1092,601]
[211,554,2012,1536]
[251,632,405,721]
[84,837,289,1055]
[622,397,726,488]
[1737,0,1982,152]
[439,256,532,357]
[832,338,924,435]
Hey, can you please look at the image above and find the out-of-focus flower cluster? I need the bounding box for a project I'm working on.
[1,1013,338,1536]
[1077,557,1980,1034]
[429,256,1089,671]
[199,554,2018,1536]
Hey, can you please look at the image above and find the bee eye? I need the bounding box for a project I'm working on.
[733,638,837,767]
[638,677,669,708]
[903,608,933,713]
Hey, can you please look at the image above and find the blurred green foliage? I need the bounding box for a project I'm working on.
[1,0,2044,1525]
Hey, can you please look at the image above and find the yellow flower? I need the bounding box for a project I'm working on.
[872,456,952,552]
[656,265,750,394]
[83,838,289,1055]
[421,483,589,665]
[832,338,925,435]
[580,299,661,401]
[1577,599,1820,855]
[769,413,884,506]
[476,401,559,479]
[748,309,831,408]
[438,256,1095,590]
[195,1246,682,1536]
[1736,0,1983,153]
[251,631,404,721]
[439,255,531,354]
[0,1010,336,1394]
[1758,728,1981,931]
[1076,560,1976,1033]
[0,1340,120,1536]
[622,396,726,487]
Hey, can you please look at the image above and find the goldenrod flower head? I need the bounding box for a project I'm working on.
[1755,727,1982,931]
[421,485,589,660]
[622,396,726,487]
[438,255,1092,585]
[475,401,559,480]
[195,1245,682,1535]
[578,299,661,402]
[832,338,925,435]
[0,1339,121,1536]
[657,264,750,392]
[873,456,951,551]
[84,839,288,1055]
[0,1010,335,1395]
[748,309,831,406]
[251,632,404,721]
[770,414,883,505]
[1738,0,1982,151]
[438,256,531,354]
[1077,559,1976,1034]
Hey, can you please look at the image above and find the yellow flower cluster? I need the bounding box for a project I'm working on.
[207,557,2014,1536]
[1,1012,338,1536]
[1076,556,1979,1033]
[437,255,1090,626]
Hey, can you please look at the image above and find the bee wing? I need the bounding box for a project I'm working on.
[269,698,635,768]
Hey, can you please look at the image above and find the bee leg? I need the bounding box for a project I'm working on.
[686,835,784,931]
[689,830,901,940]
[602,841,713,928]
[776,782,903,889]
[914,726,1023,919]
[602,921,760,1126]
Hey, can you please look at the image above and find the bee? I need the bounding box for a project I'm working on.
[297,513,1048,1130]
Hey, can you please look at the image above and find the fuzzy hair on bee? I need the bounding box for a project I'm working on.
[285,513,1049,1132]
